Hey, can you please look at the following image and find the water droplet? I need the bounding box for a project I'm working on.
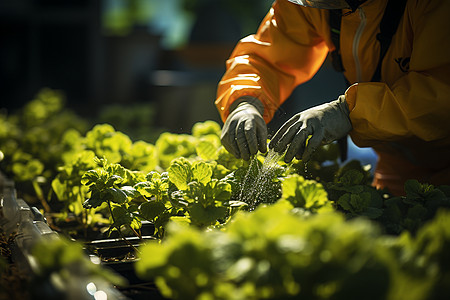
[238,149,283,210]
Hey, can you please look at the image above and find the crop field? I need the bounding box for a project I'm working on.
[1,89,450,300]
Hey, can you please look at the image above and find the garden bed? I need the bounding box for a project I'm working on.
[2,90,450,299]
[0,173,162,300]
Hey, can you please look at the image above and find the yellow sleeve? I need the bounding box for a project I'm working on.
[215,0,330,123]
[346,0,450,147]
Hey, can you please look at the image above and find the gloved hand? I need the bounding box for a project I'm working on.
[221,96,268,160]
[269,95,352,163]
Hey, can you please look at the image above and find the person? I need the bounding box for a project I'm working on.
[215,0,450,196]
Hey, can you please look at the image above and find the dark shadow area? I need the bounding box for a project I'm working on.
[0,0,270,132]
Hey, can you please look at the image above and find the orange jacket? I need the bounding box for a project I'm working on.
[215,0,450,193]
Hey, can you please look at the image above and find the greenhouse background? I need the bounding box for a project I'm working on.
[2,1,450,300]
[0,0,376,167]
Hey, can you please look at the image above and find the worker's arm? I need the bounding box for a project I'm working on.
[215,0,330,124]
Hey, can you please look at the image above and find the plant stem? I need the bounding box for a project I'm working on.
[32,179,51,213]
[84,209,89,238]
[107,201,140,254]
[128,225,143,241]
[78,189,88,238]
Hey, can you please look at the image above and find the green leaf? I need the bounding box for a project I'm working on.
[146,171,161,181]
[108,187,128,204]
[83,190,105,209]
[140,201,167,221]
[134,181,153,197]
[191,120,221,137]
[105,174,124,187]
[425,189,448,206]
[128,140,158,172]
[168,158,193,190]
[51,178,66,202]
[106,164,128,181]
[135,172,169,199]
[121,186,139,199]
[192,161,213,185]
[361,207,383,219]
[406,204,427,220]
[349,194,365,212]
[111,205,133,227]
[282,176,305,207]
[340,169,364,186]
[196,140,219,160]
[81,170,101,186]
[337,193,352,211]
[12,158,44,181]
[211,180,232,202]
[186,181,204,202]
[281,175,331,212]
[404,179,422,197]
[130,216,143,230]
[340,185,364,194]
[188,203,227,226]
[367,188,383,208]
[383,198,403,223]
[155,133,197,169]
[227,200,248,207]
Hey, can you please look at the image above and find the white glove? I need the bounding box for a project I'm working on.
[269,95,352,163]
[221,96,268,160]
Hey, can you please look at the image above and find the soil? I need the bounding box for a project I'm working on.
[0,230,31,300]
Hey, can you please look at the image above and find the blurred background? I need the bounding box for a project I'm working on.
[0,0,269,132]
[0,0,376,165]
